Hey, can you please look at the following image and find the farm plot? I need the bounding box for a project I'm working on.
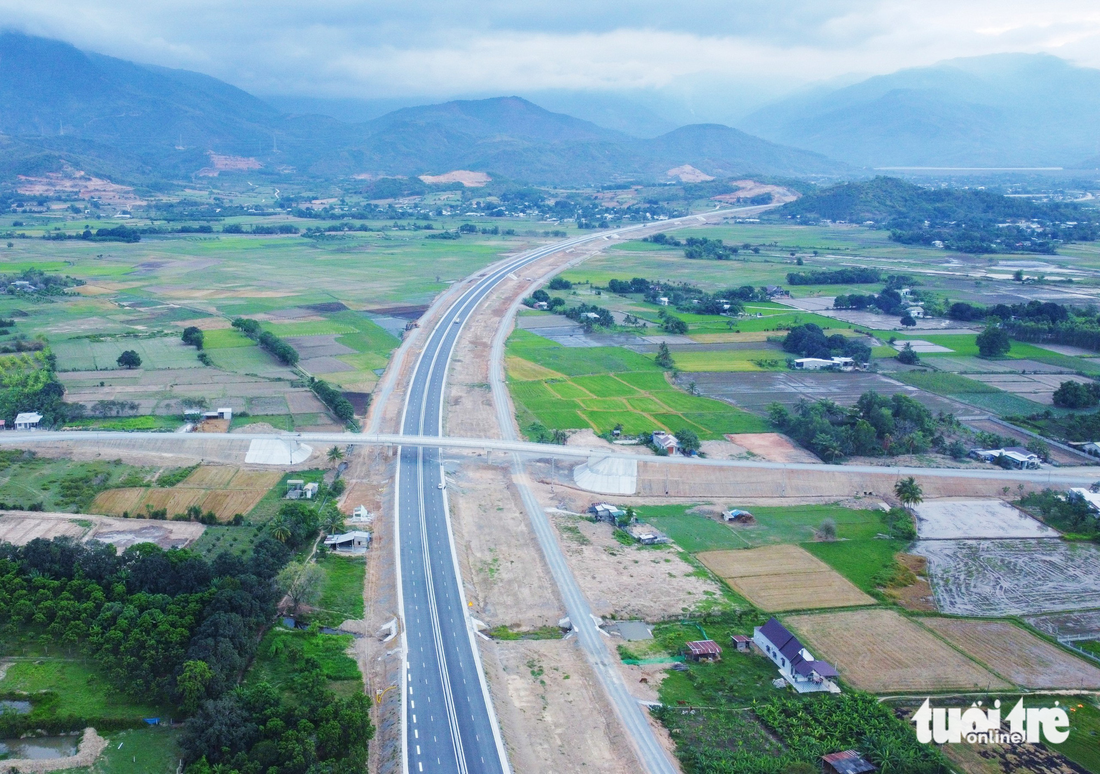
[919,618,1100,689]
[913,539,1100,616]
[0,514,89,544]
[786,609,1011,693]
[684,370,967,417]
[52,336,205,371]
[696,544,875,611]
[1025,610,1100,640]
[505,328,768,439]
[91,466,281,522]
[912,499,1060,540]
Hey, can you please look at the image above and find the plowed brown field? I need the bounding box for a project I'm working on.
[91,466,281,521]
[697,544,874,611]
[786,609,1011,693]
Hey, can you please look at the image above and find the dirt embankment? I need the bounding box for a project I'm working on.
[0,727,107,773]
[479,639,636,774]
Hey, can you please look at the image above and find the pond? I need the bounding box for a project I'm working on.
[0,700,31,714]
[0,735,79,760]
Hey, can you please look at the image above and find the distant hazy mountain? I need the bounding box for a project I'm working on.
[741,54,1100,168]
[0,31,846,185]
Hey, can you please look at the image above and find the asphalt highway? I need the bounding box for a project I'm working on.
[392,222,686,773]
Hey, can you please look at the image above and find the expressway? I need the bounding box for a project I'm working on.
[389,217,725,774]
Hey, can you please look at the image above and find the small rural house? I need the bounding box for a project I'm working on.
[13,412,42,430]
[590,503,627,524]
[684,640,722,662]
[722,509,755,524]
[350,505,373,523]
[1069,488,1100,515]
[753,617,840,693]
[651,430,679,454]
[656,297,669,306]
[1081,441,1100,458]
[766,285,790,299]
[324,531,372,553]
[626,523,669,545]
[969,446,1041,469]
[286,480,318,500]
[822,750,876,774]
[794,356,857,372]
[731,634,752,652]
[905,306,925,318]
[533,301,549,310]
[202,407,233,422]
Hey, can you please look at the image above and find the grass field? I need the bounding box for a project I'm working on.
[315,553,366,627]
[67,726,182,774]
[635,503,885,552]
[0,455,159,513]
[802,538,907,595]
[0,659,167,719]
[1051,698,1100,773]
[51,337,204,372]
[248,626,361,694]
[506,329,768,439]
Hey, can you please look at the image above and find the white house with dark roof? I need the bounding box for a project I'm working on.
[753,617,840,693]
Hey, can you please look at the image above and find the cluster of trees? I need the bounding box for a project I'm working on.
[548,277,572,290]
[975,326,1011,357]
[948,300,1100,355]
[232,318,299,366]
[786,268,881,285]
[181,661,372,773]
[1,269,84,295]
[657,310,688,335]
[782,324,871,364]
[0,350,71,427]
[311,379,357,425]
[642,233,682,247]
[683,237,740,260]
[182,326,204,350]
[0,533,295,710]
[524,289,565,310]
[1019,489,1099,537]
[607,277,651,295]
[222,223,299,235]
[769,391,938,461]
[562,303,614,329]
[1052,380,1100,409]
[116,350,142,369]
[43,226,141,243]
[775,176,1098,254]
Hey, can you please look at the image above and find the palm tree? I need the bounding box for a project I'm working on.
[327,445,344,466]
[270,517,292,543]
[894,477,923,509]
[321,509,345,535]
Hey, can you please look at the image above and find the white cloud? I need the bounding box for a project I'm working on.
[1,0,1098,99]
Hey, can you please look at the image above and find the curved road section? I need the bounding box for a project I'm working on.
[395,227,658,774]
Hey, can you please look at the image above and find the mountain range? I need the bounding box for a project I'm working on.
[0,32,841,187]
[740,53,1100,169]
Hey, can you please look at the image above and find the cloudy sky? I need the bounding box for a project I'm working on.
[4,0,1100,116]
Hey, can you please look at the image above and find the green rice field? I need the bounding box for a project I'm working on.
[506,329,768,438]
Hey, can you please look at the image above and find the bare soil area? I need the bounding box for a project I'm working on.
[0,510,204,551]
[447,457,562,629]
[727,433,820,463]
[786,609,1011,693]
[548,510,724,620]
[885,553,936,612]
[919,618,1100,689]
[480,638,636,774]
[913,499,1059,540]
